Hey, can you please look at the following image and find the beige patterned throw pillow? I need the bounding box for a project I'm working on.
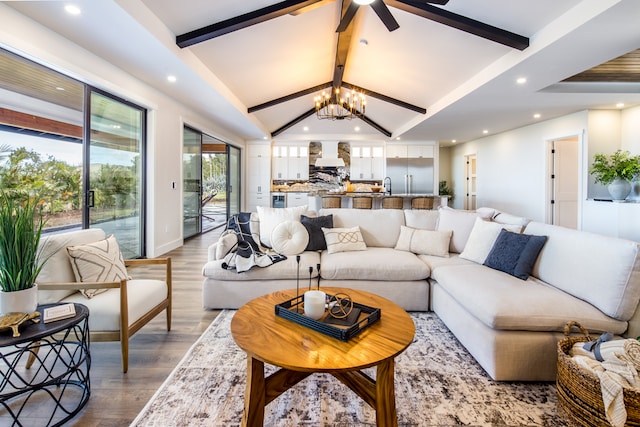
[322,226,367,254]
[66,234,129,298]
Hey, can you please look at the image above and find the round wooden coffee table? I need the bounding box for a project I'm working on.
[231,287,415,427]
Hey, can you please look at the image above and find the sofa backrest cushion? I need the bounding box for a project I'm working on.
[403,209,439,230]
[37,228,106,304]
[256,205,308,248]
[436,207,494,253]
[525,221,640,320]
[319,208,405,247]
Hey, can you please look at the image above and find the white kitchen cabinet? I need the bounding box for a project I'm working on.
[407,145,434,158]
[271,144,309,180]
[286,192,309,208]
[386,144,408,158]
[247,144,271,212]
[350,144,384,180]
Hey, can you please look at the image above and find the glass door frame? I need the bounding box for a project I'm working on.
[83,85,147,257]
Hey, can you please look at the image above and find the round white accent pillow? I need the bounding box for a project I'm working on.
[270,220,309,255]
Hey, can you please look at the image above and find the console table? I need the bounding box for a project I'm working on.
[0,303,90,426]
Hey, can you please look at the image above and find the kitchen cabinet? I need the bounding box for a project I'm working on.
[271,144,309,180]
[287,192,309,208]
[247,144,271,212]
[386,144,435,159]
[350,144,384,181]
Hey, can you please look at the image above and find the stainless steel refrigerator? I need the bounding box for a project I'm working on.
[386,158,434,195]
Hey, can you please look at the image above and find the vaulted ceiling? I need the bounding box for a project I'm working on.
[5,0,640,145]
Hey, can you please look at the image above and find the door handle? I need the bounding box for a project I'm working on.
[87,190,95,208]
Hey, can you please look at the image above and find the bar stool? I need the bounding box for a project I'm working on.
[352,197,372,209]
[411,197,434,210]
[322,196,342,209]
[382,196,403,209]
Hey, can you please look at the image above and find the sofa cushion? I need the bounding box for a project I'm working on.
[492,211,530,228]
[320,247,430,281]
[459,218,523,264]
[37,228,106,304]
[301,214,333,251]
[436,207,494,253]
[395,226,451,257]
[256,205,308,248]
[66,234,129,298]
[270,220,309,255]
[403,209,439,230]
[483,230,547,280]
[432,264,628,334]
[319,208,405,248]
[525,221,640,321]
[215,231,238,260]
[203,251,321,281]
[323,226,367,254]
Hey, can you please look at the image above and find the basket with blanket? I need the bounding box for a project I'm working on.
[557,321,640,427]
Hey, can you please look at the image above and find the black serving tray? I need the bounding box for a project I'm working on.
[274,294,381,342]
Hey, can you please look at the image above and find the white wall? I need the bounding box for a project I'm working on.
[0,4,245,257]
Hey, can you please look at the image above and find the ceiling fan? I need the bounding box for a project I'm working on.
[337,0,449,33]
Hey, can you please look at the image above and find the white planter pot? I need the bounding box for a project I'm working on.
[607,178,632,202]
[0,284,39,314]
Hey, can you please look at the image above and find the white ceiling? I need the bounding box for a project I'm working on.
[6,0,640,145]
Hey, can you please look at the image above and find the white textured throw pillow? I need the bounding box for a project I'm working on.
[437,207,494,253]
[66,234,129,299]
[256,205,308,248]
[215,231,238,260]
[396,225,452,257]
[322,226,367,254]
[270,220,309,255]
[459,218,523,264]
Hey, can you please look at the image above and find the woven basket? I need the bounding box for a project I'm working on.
[382,197,403,209]
[352,197,372,209]
[322,197,342,209]
[411,197,434,210]
[557,321,640,426]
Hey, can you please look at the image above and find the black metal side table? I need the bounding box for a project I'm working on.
[0,303,90,427]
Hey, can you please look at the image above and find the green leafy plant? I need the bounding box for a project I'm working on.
[0,191,48,292]
[439,180,454,200]
[589,150,640,185]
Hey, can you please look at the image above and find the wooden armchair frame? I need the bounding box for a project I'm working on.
[37,257,172,373]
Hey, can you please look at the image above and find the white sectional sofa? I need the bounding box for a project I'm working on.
[202,206,640,381]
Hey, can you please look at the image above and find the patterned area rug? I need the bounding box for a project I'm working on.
[131,311,566,426]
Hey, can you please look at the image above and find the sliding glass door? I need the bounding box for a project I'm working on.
[183,126,202,239]
[228,145,240,218]
[86,89,145,258]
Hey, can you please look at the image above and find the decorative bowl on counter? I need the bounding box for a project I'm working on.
[370,186,383,192]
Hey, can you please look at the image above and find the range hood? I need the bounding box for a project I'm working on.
[314,141,345,167]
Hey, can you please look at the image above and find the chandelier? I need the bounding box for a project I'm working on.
[314,87,366,120]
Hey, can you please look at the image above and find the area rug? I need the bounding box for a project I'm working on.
[131,311,566,426]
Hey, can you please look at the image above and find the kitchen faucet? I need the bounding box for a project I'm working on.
[383,177,392,195]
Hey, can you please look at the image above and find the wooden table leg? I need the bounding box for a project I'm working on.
[375,358,398,427]
[242,355,265,427]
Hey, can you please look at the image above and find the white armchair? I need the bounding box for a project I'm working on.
[35,228,172,373]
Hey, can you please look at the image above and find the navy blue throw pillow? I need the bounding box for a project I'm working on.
[301,214,333,251]
[483,229,547,280]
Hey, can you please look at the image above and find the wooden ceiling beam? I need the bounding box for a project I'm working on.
[271,108,317,137]
[333,0,355,88]
[359,113,392,137]
[342,82,426,114]
[387,0,529,50]
[248,82,332,113]
[176,0,322,48]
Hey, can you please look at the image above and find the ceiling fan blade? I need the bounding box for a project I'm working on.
[336,1,360,32]
[370,1,400,32]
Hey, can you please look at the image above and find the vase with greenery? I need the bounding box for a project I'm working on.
[589,150,640,202]
[0,191,48,314]
[439,180,454,207]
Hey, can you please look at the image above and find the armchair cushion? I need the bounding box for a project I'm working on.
[66,234,129,298]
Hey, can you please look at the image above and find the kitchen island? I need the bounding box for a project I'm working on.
[307,193,447,210]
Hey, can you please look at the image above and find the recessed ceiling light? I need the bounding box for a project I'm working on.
[303,126,309,131]
[452,139,457,143]
[396,137,401,140]
[262,136,268,140]
[65,4,81,15]
[167,75,177,83]
[354,0,375,4]
[516,77,527,84]
[533,113,541,119]
[355,126,360,131]
[359,39,368,46]
[616,102,625,108]
[483,129,489,134]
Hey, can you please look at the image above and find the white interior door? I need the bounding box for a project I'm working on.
[464,154,477,210]
[550,137,579,229]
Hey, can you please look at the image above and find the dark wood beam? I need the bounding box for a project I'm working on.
[176,0,322,48]
[342,82,426,114]
[333,0,355,88]
[271,108,316,137]
[387,0,529,50]
[0,107,82,139]
[248,82,332,113]
[359,113,392,137]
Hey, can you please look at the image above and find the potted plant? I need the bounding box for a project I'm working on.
[439,180,454,207]
[0,191,48,314]
[589,150,640,202]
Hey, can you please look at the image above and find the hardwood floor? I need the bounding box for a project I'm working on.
[5,227,224,427]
